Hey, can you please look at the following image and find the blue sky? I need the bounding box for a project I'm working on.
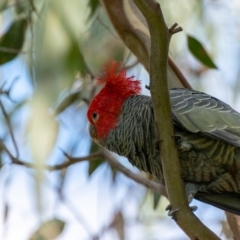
[0,0,240,239]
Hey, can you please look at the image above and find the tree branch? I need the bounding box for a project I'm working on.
[0,139,101,170]
[0,139,167,197]
[225,212,240,239]
[102,149,168,198]
[100,0,240,237]
[168,56,192,90]
[132,0,220,239]
[100,0,190,89]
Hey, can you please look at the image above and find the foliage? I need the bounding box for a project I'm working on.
[0,0,239,239]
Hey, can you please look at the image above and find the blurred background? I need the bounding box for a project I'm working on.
[0,0,240,239]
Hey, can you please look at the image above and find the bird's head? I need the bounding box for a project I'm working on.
[87,60,141,141]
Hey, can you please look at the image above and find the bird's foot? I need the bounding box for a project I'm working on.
[189,205,198,212]
[185,182,207,196]
[198,185,208,192]
[177,139,192,152]
[173,135,192,152]
[187,193,194,204]
[157,136,192,152]
[186,194,198,212]
[165,204,180,217]
[165,204,197,218]
[165,183,208,217]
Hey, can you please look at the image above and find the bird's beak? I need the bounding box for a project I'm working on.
[89,124,98,143]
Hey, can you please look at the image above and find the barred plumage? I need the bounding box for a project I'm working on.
[96,92,240,193]
[89,88,240,214]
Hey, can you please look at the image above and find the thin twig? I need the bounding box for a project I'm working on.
[0,139,167,197]
[0,139,99,169]
[102,149,167,198]
[0,101,19,158]
[168,23,182,36]
[168,56,192,89]
[0,78,18,102]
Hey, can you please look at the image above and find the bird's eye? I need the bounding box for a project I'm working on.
[92,112,98,122]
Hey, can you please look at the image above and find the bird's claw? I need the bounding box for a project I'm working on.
[165,204,180,217]
[173,136,192,152]
[187,193,194,204]
[177,139,192,152]
[165,203,197,217]
[190,205,198,212]
[187,193,198,212]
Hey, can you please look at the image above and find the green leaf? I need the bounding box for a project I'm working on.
[0,153,2,170]
[0,18,28,65]
[88,141,104,176]
[29,219,65,240]
[187,35,217,69]
[66,41,88,77]
[0,0,7,12]
[109,164,118,182]
[90,140,99,153]
[153,191,161,210]
[88,0,99,19]
[15,1,26,14]
[88,159,104,176]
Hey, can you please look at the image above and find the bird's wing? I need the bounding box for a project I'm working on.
[170,88,240,147]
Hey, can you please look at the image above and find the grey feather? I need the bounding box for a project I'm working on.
[170,88,240,146]
[92,88,240,215]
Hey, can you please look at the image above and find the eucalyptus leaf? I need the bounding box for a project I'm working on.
[0,0,7,12]
[90,140,99,154]
[153,191,161,210]
[110,164,118,182]
[88,0,99,19]
[29,219,65,240]
[0,18,27,65]
[0,154,2,170]
[187,35,217,69]
[88,159,104,176]
[66,41,89,77]
[88,141,104,176]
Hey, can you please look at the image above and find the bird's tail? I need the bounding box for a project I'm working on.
[195,192,240,215]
